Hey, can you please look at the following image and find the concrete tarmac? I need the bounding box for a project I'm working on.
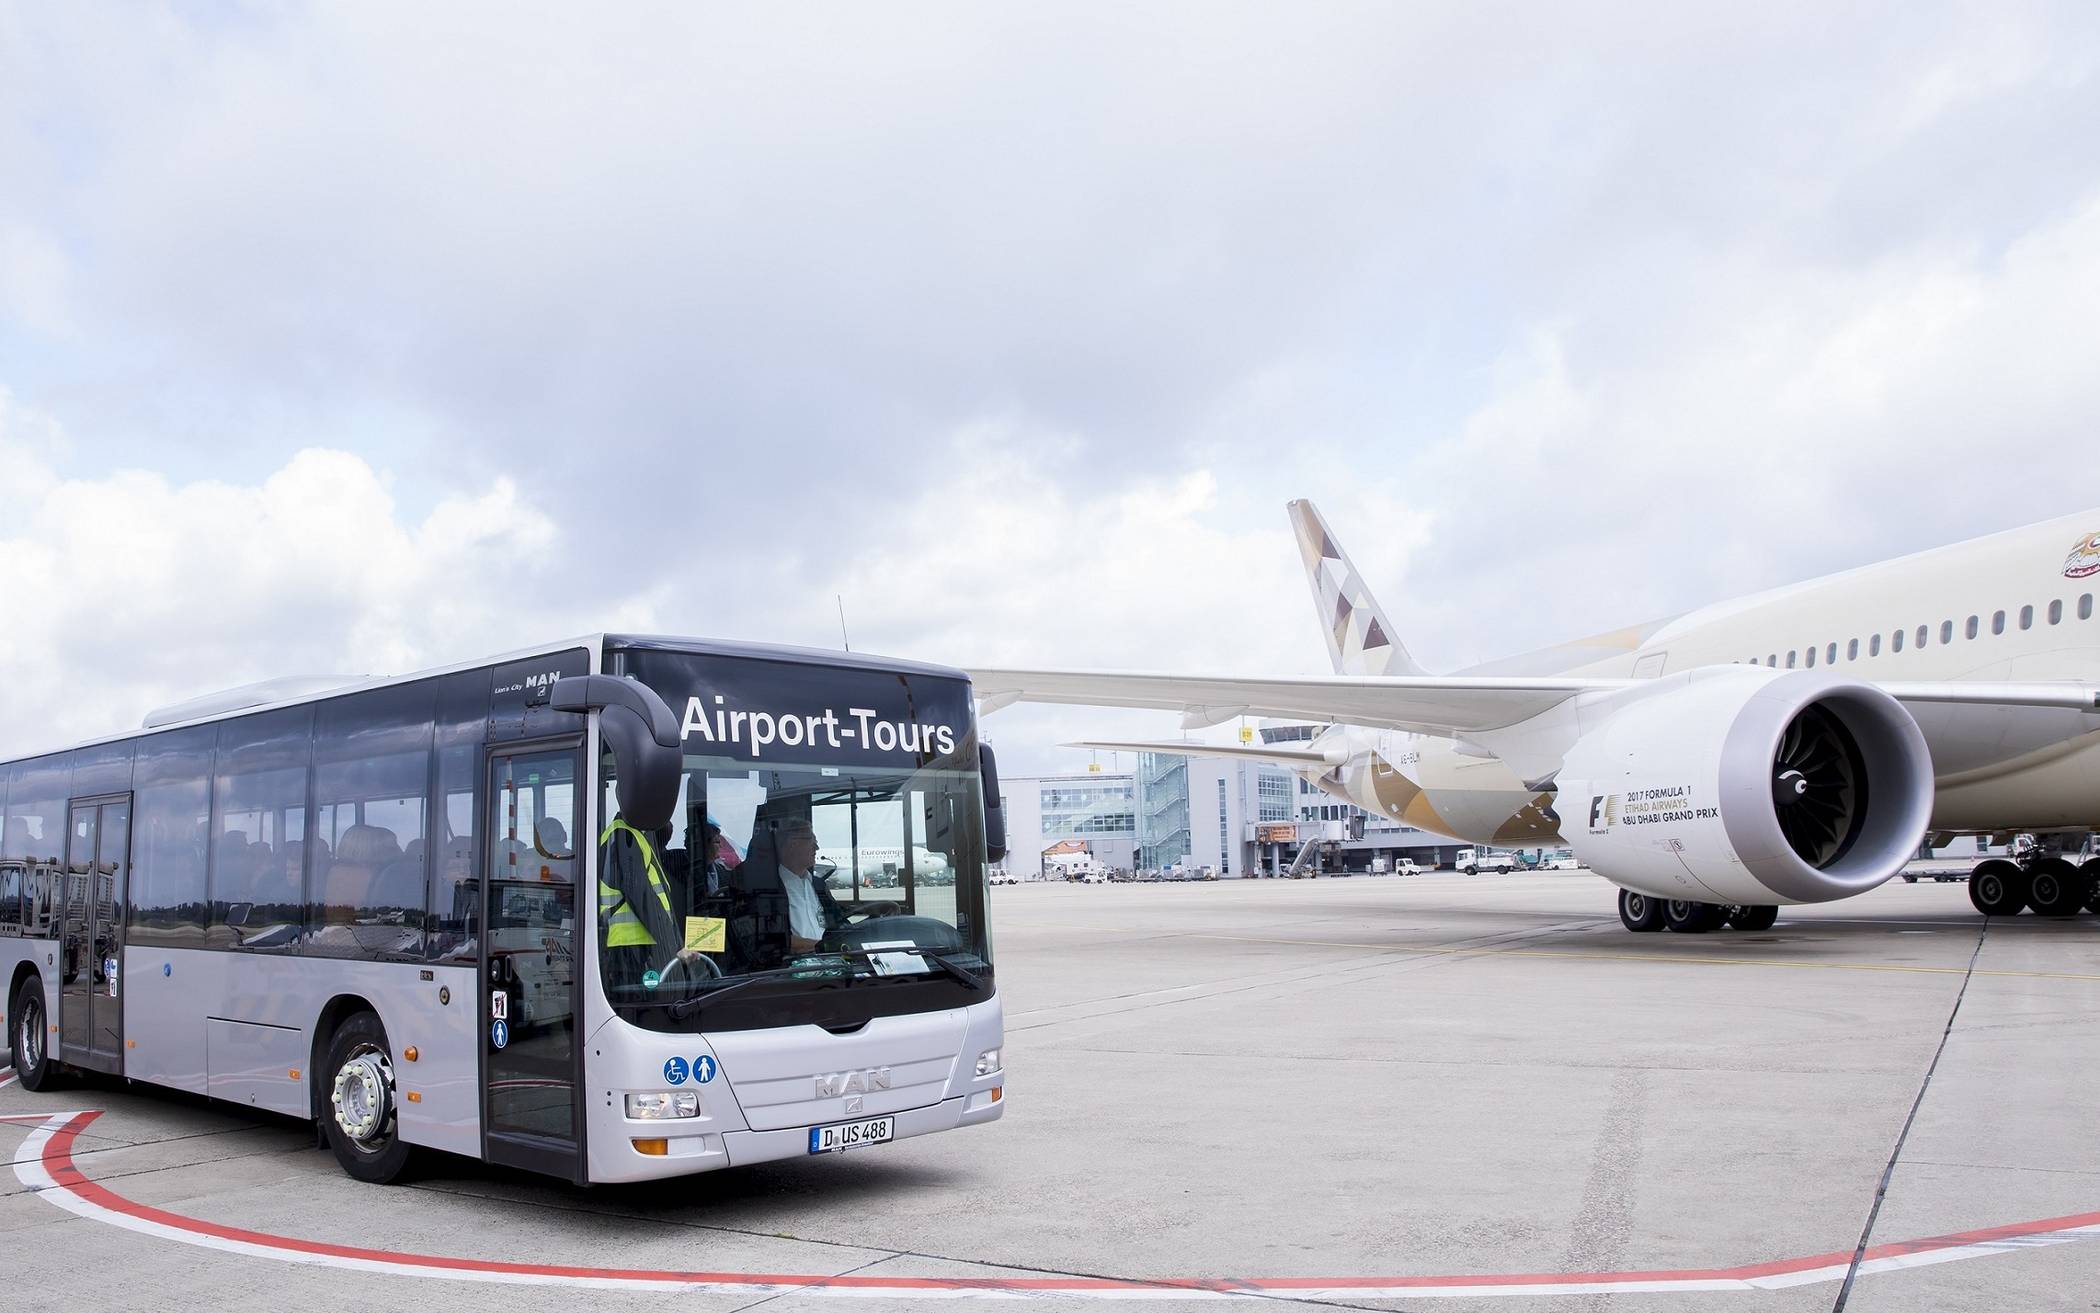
[5,873,2099,1311]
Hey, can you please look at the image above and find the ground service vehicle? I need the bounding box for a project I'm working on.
[1,636,1007,1185]
[1454,848,1518,875]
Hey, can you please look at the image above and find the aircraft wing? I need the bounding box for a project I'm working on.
[968,667,2100,737]
[967,668,1628,735]
[1065,738,1347,768]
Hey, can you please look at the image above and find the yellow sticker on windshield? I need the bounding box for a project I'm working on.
[684,917,726,953]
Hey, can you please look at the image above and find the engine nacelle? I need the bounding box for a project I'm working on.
[1559,668,1933,905]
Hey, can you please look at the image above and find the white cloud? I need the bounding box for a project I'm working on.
[0,402,657,756]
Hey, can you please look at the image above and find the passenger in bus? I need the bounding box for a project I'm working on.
[534,816,574,880]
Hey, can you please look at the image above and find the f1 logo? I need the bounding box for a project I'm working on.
[1589,794,1614,834]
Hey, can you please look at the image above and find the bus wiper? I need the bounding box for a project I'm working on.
[665,961,853,1019]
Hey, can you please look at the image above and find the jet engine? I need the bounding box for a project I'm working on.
[1558,668,1933,905]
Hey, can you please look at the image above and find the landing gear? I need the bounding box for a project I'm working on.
[2025,858,2085,917]
[1619,890,1774,933]
[1727,905,1780,931]
[1618,889,1665,932]
[1968,859,2029,917]
[1664,900,1730,934]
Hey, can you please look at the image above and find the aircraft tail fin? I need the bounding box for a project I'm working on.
[1287,499,1426,677]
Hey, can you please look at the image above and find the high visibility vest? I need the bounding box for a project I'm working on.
[599,819,674,949]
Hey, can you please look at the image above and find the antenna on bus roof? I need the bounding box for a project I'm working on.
[836,595,851,652]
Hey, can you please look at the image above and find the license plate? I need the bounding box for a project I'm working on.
[808,1115,895,1154]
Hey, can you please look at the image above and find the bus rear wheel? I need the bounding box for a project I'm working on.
[10,978,59,1092]
[321,1012,416,1184]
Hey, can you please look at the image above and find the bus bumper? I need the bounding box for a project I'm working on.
[596,1089,1004,1182]
[724,1087,1004,1169]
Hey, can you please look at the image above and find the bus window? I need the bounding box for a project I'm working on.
[428,669,487,962]
[307,685,434,959]
[209,707,313,950]
[131,725,215,946]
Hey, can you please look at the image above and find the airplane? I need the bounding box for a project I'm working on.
[970,502,2100,934]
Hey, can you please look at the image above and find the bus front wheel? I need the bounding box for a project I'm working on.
[320,1012,416,1184]
[10,977,59,1092]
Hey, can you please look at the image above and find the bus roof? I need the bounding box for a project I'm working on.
[7,634,972,763]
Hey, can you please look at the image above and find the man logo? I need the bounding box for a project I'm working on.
[2064,531,2100,580]
[815,1068,891,1098]
[1589,794,1617,834]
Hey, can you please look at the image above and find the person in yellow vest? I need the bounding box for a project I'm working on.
[598,815,685,993]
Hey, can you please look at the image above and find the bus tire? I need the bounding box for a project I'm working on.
[319,1011,416,1184]
[10,976,60,1092]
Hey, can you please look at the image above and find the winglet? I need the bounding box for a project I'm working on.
[1287,499,1426,677]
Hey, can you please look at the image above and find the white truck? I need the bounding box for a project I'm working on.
[1454,847,1518,875]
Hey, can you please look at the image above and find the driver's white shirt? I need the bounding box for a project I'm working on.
[779,864,826,940]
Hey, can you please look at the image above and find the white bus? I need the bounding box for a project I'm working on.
[1,636,1007,1185]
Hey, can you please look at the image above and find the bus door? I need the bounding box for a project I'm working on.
[60,795,130,1074]
[481,744,584,1182]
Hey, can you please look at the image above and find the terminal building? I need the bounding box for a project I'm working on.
[996,724,1470,878]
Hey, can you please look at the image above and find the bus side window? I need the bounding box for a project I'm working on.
[429,668,489,962]
[131,724,215,947]
[307,683,435,960]
[208,706,314,950]
[0,863,20,928]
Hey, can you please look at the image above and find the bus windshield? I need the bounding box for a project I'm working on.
[597,644,991,1033]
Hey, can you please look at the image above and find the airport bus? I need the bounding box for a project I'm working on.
[1,636,1008,1185]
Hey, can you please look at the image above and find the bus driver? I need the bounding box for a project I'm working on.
[773,817,843,954]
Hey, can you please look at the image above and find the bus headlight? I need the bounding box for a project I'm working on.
[975,1048,1001,1077]
[626,1091,700,1120]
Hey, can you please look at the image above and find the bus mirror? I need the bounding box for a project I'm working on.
[978,742,1007,864]
[549,674,683,832]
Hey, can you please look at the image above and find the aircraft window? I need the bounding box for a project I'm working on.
[1846,638,1857,660]
[1826,642,1838,664]
[1805,646,1816,668]
[2019,604,2034,630]
[2049,599,2063,625]
[1892,629,1905,652]
[1869,633,1881,657]
[2083,594,2094,620]
[1767,653,1777,666]
[1939,620,1953,644]
[1992,610,2005,635]
[1965,616,1978,640]
[1786,650,1797,668]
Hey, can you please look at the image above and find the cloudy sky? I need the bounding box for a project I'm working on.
[3,3,2096,770]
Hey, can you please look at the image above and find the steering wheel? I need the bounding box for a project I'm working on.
[847,901,903,922]
[654,950,724,991]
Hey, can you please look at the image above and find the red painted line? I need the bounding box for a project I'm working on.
[23,1110,2100,1295]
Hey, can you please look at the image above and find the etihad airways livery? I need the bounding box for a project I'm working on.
[971,503,2100,934]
